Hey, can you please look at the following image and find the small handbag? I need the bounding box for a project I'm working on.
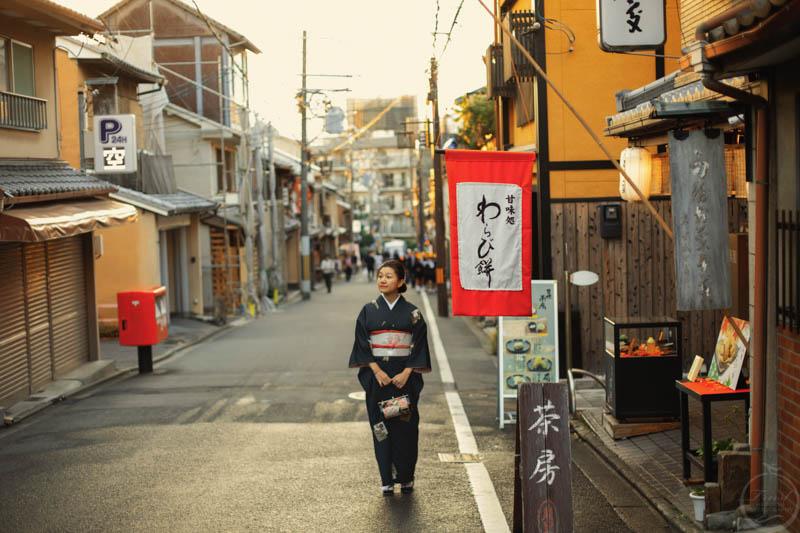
[378,395,411,419]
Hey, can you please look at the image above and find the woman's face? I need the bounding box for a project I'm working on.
[377,266,404,296]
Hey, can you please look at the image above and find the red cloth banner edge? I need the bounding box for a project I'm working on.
[445,149,535,316]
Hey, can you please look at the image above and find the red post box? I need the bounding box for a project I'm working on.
[118,286,168,347]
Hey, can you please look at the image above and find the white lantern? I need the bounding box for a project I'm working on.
[619,147,652,202]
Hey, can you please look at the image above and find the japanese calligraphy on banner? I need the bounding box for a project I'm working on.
[513,382,574,533]
[597,0,666,52]
[669,129,731,311]
[445,149,535,316]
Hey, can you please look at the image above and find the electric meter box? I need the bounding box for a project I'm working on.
[118,286,168,346]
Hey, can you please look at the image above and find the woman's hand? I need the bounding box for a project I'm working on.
[391,368,413,390]
[370,363,392,387]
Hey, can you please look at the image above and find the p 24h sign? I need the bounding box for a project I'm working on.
[597,0,666,52]
[94,114,137,173]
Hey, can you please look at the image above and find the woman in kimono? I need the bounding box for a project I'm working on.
[349,259,432,495]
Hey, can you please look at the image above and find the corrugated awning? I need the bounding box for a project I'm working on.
[0,198,138,242]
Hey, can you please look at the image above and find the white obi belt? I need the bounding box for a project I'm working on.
[370,330,412,358]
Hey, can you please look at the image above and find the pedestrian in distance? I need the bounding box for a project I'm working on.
[349,259,432,496]
[365,253,376,281]
[344,254,354,282]
[320,254,335,293]
[413,252,425,291]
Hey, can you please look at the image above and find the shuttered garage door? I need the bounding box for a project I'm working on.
[24,242,54,393]
[0,235,90,407]
[0,244,30,406]
[47,236,89,378]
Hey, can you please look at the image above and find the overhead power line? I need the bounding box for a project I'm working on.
[438,0,466,60]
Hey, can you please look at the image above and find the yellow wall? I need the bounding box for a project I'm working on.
[0,21,59,159]
[56,48,81,169]
[94,210,161,334]
[503,0,682,198]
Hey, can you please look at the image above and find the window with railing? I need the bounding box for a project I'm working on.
[503,11,537,82]
[777,209,800,332]
[485,44,513,99]
[0,37,46,131]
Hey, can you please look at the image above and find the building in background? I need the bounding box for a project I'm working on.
[99,0,261,316]
[0,1,138,407]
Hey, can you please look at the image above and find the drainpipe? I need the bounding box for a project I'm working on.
[692,2,770,510]
[749,105,768,506]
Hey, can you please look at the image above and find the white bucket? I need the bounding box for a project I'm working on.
[689,492,705,522]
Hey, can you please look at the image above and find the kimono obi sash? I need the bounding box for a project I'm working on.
[370,329,412,357]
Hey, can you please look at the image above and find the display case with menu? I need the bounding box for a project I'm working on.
[604,316,682,419]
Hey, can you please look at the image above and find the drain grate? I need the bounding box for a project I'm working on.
[438,453,481,463]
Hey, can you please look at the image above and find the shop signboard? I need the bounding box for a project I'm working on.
[498,280,560,428]
[93,114,138,173]
[669,129,731,311]
[597,0,666,52]
[513,382,574,532]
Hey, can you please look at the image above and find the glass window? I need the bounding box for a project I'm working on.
[11,41,34,96]
[0,39,8,92]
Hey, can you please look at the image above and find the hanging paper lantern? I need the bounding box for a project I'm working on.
[619,147,652,202]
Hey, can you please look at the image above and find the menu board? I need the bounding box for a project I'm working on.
[499,281,560,427]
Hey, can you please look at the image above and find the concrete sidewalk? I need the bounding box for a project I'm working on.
[3,315,248,426]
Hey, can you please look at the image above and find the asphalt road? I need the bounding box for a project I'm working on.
[0,274,673,532]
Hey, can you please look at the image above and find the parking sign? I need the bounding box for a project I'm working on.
[94,114,137,173]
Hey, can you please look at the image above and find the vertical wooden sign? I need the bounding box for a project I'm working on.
[513,382,574,532]
[669,129,732,311]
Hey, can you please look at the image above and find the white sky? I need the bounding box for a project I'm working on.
[68,0,493,141]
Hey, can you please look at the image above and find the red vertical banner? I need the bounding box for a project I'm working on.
[445,149,535,316]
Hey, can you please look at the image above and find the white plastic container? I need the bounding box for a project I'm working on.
[689,491,705,522]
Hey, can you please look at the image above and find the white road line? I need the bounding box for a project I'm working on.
[421,292,510,533]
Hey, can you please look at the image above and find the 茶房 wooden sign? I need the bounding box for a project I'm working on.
[513,382,574,532]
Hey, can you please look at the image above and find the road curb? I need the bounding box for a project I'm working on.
[571,417,703,533]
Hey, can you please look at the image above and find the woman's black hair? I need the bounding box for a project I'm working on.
[378,259,407,293]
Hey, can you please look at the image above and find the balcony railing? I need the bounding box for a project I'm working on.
[505,11,537,82]
[485,44,514,98]
[0,91,47,131]
[778,209,800,332]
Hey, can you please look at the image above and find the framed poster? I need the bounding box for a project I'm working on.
[498,280,560,428]
[708,316,750,390]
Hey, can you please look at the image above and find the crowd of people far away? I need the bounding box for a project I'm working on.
[362,249,438,293]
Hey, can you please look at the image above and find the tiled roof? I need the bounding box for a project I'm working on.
[0,161,115,200]
[111,186,217,216]
[604,75,762,137]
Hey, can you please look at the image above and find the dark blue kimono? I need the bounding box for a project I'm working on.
[349,295,432,486]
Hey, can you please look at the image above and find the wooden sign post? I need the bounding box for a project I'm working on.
[669,128,732,311]
[513,382,574,532]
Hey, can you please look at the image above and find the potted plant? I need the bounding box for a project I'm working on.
[696,438,734,471]
[689,486,705,521]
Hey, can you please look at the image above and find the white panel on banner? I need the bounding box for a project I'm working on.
[456,182,522,291]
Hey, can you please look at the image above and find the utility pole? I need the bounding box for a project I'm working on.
[430,57,448,317]
[349,148,358,245]
[267,123,281,303]
[299,30,311,300]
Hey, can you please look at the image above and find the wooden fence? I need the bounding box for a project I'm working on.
[551,197,748,374]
